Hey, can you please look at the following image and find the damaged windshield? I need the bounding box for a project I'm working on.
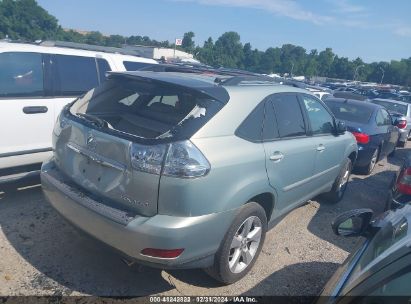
[69,77,224,140]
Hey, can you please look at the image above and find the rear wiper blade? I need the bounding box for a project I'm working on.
[76,113,108,128]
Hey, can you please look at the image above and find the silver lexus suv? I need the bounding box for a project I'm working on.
[41,68,357,284]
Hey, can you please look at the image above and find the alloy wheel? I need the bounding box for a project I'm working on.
[369,149,378,172]
[228,216,262,274]
[338,164,350,195]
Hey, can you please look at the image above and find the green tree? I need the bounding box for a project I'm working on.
[259,47,281,74]
[196,37,215,65]
[106,34,125,47]
[305,49,318,77]
[317,48,335,77]
[84,31,105,45]
[0,0,60,40]
[182,31,195,54]
[213,31,244,68]
[242,42,261,72]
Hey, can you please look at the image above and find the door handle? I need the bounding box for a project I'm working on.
[269,151,284,162]
[316,144,325,152]
[23,106,48,114]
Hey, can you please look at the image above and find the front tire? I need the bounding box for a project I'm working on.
[205,203,267,285]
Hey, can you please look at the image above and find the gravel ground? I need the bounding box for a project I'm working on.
[0,144,409,298]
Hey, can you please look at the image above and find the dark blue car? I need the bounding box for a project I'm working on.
[325,98,399,175]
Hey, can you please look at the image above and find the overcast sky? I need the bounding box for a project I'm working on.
[37,0,411,63]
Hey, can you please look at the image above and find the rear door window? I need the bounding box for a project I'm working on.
[53,54,99,96]
[0,52,44,97]
[269,93,306,138]
[263,99,280,141]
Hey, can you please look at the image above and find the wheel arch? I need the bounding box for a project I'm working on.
[247,192,275,222]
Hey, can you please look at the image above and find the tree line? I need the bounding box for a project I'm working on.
[1,0,410,87]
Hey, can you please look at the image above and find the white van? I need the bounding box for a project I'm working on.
[0,41,157,179]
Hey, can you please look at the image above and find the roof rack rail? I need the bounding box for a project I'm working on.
[39,41,145,57]
[140,63,265,77]
[217,75,279,86]
[139,63,280,86]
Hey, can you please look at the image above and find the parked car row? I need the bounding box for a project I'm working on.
[301,80,411,177]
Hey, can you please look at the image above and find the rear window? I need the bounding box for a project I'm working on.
[325,101,373,124]
[123,61,153,71]
[0,52,44,97]
[371,100,408,115]
[69,77,224,140]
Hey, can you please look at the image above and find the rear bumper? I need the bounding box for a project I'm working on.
[41,158,236,269]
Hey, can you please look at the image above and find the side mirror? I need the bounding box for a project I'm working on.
[332,209,373,237]
[336,120,347,135]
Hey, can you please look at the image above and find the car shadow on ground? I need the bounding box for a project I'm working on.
[243,261,339,299]
[0,184,174,296]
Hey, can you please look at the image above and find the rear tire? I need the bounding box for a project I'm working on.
[359,147,379,175]
[324,158,352,204]
[205,203,267,285]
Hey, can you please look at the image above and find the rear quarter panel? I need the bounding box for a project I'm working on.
[157,136,274,217]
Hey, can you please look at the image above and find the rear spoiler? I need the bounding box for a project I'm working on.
[107,71,230,104]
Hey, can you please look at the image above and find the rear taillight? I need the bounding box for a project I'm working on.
[397,168,411,195]
[163,141,210,178]
[397,120,407,129]
[130,143,167,175]
[141,248,184,259]
[351,132,370,144]
[130,140,210,178]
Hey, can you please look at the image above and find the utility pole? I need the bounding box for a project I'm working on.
[174,38,176,59]
[379,67,385,84]
[353,64,364,81]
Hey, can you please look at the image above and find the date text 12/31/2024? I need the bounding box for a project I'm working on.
[149,296,258,303]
